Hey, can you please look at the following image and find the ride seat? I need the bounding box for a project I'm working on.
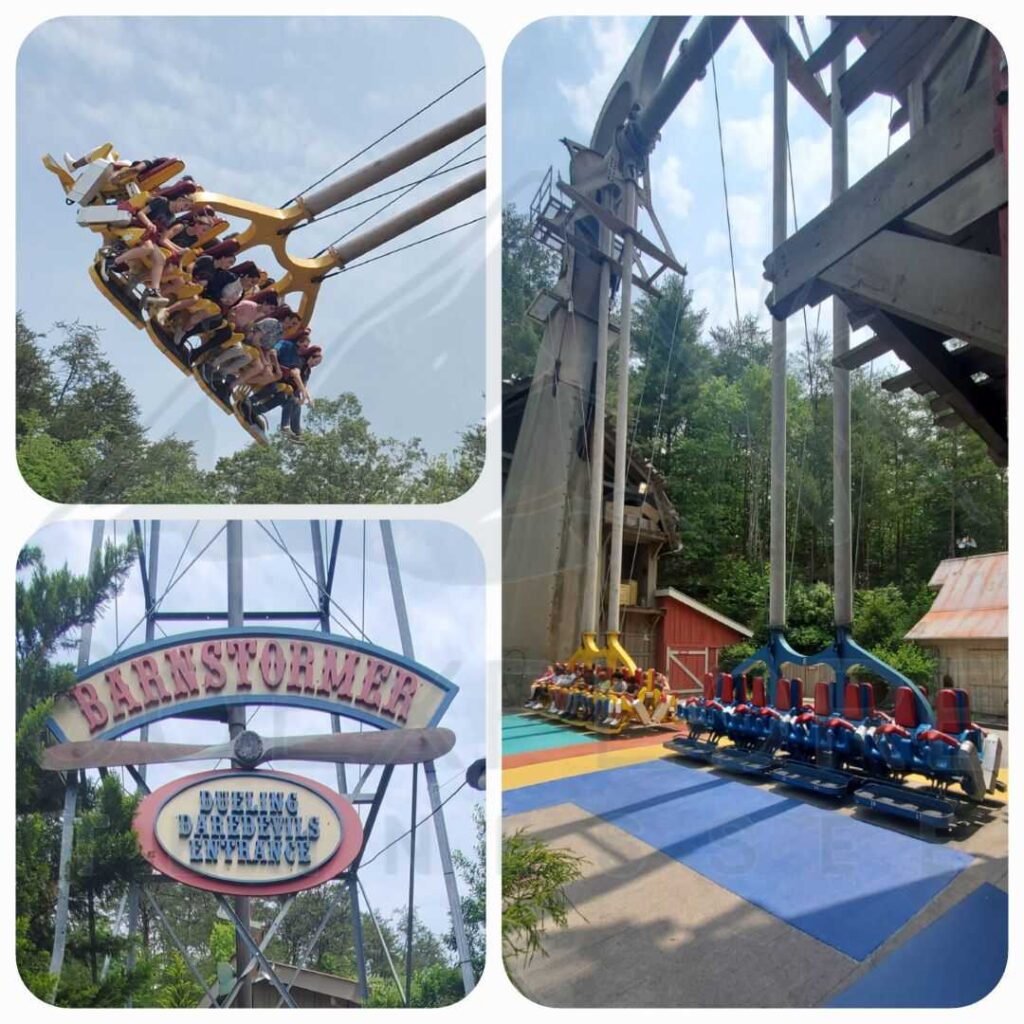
[702,673,716,702]
[843,682,864,721]
[934,689,961,735]
[721,674,735,705]
[813,681,831,717]
[751,677,766,708]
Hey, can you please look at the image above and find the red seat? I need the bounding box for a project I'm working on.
[702,672,715,701]
[934,689,961,735]
[814,681,831,716]
[893,686,919,729]
[751,676,767,708]
[775,677,792,710]
[843,682,862,720]
[721,674,735,704]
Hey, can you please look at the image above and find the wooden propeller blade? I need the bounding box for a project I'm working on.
[39,739,232,771]
[262,728,456,765]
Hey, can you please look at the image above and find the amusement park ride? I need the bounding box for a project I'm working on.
[43,87,484,446]
[38,521,479,1007]
[509,16,1006,827]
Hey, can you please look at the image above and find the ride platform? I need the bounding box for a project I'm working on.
[663,734,718,763]
[770,760,859,799]
[709,746,776,776]
[853,781,956,831]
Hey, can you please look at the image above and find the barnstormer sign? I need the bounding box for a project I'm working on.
[135,769,364,895]
[46,628,458,743]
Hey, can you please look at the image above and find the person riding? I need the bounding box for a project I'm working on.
[104,181,199,308]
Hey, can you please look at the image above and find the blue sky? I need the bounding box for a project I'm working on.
[504,16,908,365]
[22,518,485,941]
[18,17,485,467]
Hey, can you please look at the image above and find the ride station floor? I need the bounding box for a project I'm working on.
[502,713,1008,1008]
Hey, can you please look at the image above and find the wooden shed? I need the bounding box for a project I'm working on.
[905,552,1007,722]
[654,588,752,694]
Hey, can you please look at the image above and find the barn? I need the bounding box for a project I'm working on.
[654,587,752,695]
[905,552,1008,723]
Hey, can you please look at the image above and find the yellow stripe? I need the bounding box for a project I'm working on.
[503,743,672,790]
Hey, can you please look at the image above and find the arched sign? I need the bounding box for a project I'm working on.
[45,628,458,743]
[134,769,364,896]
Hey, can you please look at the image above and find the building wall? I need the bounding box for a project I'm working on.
[927,638,1007,722]
[655,597,748,692]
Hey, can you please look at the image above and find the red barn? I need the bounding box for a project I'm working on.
[654,588,752,695]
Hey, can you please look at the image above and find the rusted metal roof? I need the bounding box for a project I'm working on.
[905,552,1007,641]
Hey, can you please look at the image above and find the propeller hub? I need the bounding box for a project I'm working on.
[233,730,265,767]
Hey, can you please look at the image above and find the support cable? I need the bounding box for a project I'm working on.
[709,47,742,329]
[315,133,485,256]
[255,521,369,641]
[359,780,468,870]
[281,65,484,207]
[317,216,484,280]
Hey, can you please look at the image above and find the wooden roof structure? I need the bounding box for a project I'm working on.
[765,17,1007,465]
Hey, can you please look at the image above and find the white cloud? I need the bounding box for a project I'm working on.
[656,154,694,219]
[676,77,705,129]
[723,93,772,177]
[729,193,768,251]
[704,228,729,258]
[557,17,637,135]
[728,21,769,87]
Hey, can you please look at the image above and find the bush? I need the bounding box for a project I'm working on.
[502,830,585,965]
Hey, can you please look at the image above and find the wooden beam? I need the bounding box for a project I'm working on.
[872,313,1006,463]
[805,17,869,73]
[764,80,994,319]
[558,181,688,278]
[820,231,1006,354]
[832,333,892,370]
[839,17,952,114]
[743,16,831,123]
[881,368,925,393]
[903,155,1006,241]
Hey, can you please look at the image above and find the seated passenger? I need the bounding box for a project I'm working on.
[233,261,264,297]
[104,184,198,308]
[276,329,319,441]
[525,665,556,708]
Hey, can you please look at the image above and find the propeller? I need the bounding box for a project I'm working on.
[39,727,455,772]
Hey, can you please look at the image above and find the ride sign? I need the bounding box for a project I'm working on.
[46,628,457,743]
[135,769,364,896]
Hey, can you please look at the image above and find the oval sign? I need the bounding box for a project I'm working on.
[134,769,364,896]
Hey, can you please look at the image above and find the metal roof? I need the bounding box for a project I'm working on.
[905,552,1007,641]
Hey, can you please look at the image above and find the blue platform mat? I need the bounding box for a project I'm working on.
[504,759,971,960]
[502,714,599,756]
[828,883,1007,1006]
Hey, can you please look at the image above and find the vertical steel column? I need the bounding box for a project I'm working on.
[769,19,789,630]
[380,522,474,994]
[48,520,105,1001]
[606,180,638,640]
[141,521,160,779]
[225,520,251,1009]
[582,226,612,638]
[404,764,418,1006]
[423,760,476,993]
[380,521,414,659]
[830,24,853,630]
[310,518,368,1000]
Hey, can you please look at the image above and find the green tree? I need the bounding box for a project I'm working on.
[502,829,584,965]
[502,205,558,381]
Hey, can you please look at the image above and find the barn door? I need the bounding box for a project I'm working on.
[667,647,707,694]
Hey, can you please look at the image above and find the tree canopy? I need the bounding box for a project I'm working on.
[16,314,483,504]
